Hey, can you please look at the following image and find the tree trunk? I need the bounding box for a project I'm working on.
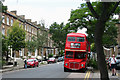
[6,51,8,64]
[95,20,109,80]
[38,48,39,56]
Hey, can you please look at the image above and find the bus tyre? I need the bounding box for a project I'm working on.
[64,67,68,72]
[83,68,86,72]
[83,66,87,72]
[34,64,35,67]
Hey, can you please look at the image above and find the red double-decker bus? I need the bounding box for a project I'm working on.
[64,32,90,72]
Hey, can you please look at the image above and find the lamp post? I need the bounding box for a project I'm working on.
[37,27,40,57]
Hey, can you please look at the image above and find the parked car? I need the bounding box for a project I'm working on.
[25,58,39,68]
[116,55,120,69]
[57,57,63,62]
[47,57,56,64]
[36,56,42,62]
[62,56,64,61]
[36,59,41,62]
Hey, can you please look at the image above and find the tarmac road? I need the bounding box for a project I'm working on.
[2,62,70,78]
[1,62,120,80]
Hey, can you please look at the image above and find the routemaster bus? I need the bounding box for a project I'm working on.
[64,32,90,72]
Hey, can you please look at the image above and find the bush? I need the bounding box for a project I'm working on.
[28,56,31,59]
[0,60,6,66]
[87,59,98,70]
[48,54,53,58]
[59,51,64,56]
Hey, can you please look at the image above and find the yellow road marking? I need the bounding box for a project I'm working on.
[87,71,91,80]
[84,71,91,80]
[116,73,120,77]
[84,71,89,80]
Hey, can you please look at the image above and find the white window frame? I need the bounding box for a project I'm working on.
[2,15,5,23]
[2,26,5,35]
[7,17,9,25]
[25,24,26,31]
[29,26,31,32]
[27,25,29,31]
[19,50,22,56]
[11,19,13,26]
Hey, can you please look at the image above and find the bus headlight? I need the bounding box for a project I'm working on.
[65,63,68,66]
[81,64,84,67]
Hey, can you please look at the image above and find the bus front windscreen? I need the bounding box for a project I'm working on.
[66,51,73,58]
[74,52,86,59]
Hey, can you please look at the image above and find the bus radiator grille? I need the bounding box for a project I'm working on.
[69,62,79,69]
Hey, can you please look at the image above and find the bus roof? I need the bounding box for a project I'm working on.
[67,33,86,37]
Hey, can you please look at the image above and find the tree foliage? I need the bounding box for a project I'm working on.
[2,35,9,55]
[65,2,120,80]
[36,27,48,49]
[49,22,67,50]
[8,21,26,51]
[90,43,95,52]
[67,2,119,47]
[86,2,119,80]
[2,35,10,61]
[26,37,36,54]
[0,1,7,12]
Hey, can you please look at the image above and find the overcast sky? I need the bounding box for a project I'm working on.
[3,0,86,28]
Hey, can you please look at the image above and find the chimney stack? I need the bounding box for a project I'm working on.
[26,19,31,22]
[19,15,25,19]
[11,10,17,15]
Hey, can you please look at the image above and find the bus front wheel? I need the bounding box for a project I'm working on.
[64,67,69,72]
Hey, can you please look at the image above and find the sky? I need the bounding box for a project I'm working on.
[3,0,85,28]
[3,0,99,35]
[3,0,119,35]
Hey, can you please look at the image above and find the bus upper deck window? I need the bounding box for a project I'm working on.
[77,37,85,42]
[68,37,75,41]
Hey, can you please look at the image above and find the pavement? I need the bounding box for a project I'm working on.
[0,65,24,73]
[67,69,120,80]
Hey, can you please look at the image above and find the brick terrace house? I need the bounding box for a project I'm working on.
[2,10,58,60]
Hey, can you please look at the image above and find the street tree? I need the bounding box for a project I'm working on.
[49,22,67,52]
[2,35,9,62]
[67,3,118,46]
[0,1,7,12]
[8,21,26,57]
[90,43,95,52]
[35,26,48,60]
[0,1,7,68]
[0,32,2,68]
[86,2,120,80]
[26,37,36,57]
[65,2,119,80]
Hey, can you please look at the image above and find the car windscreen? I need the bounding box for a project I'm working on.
[27,59,34,62]
[58,57,62,59]
[116,57,120,59]
[49,58,55,60]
